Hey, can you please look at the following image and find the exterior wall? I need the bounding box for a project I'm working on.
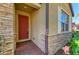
[48,32,72,54]
[14,3,72,54]
[48,3,72,54]
[0,3,14,55]
[31,4,46,53]
[49,4,58,35]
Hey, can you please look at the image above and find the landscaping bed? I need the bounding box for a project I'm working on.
[69,31,79,55]
[55,31,79,55]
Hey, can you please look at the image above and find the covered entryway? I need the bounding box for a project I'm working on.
[14,3,46,55]
[15,41,44,55]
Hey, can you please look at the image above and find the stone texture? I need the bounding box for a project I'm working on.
[48,32,72,55]
[0,3,14,55]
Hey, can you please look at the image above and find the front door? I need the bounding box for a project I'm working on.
[18,15,29,40]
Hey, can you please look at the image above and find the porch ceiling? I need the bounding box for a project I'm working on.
[15,3,39,13]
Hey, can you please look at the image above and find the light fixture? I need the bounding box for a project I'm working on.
[24,6,28,9]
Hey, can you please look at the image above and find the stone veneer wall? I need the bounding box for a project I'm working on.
[48,32,72,55]
[0,3,14,55]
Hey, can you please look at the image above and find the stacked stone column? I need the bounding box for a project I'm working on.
[0,3,14,55]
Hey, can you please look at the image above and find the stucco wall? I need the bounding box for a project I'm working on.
[48,3,72,54]
[49,4,58,35]
[48,3,72,35]
[31,4,46,53]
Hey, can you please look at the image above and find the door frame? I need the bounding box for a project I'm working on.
[15,10,31,42]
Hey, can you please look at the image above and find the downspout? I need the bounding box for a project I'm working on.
[45,3,49,55]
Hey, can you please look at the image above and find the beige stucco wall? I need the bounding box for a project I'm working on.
[31,4,46,53]
[49,4,58,35]
[48,3,72,54]
[48,3,72,36]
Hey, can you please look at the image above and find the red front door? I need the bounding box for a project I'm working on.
[18,15,29,40]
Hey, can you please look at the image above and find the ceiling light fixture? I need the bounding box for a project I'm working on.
[24,6,28,9]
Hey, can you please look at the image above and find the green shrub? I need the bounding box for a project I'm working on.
[70,31,79,55]
[70,39,79,55]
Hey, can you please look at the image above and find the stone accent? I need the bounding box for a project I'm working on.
[48,32,72,55]
[0,3,14,55]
